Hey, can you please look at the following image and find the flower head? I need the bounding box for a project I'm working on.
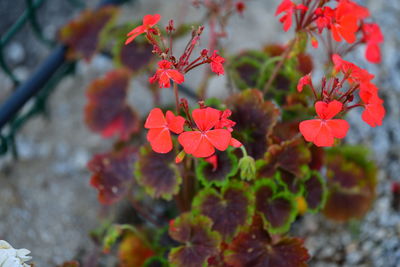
[125,14,161,44]
[299,100,349,147]
[297,74,311,92]
[149,60,185,88]
[209,51,225,75]
[145,108,185,153]
[362,23,384,63]
[275,0,296,32]
[178,107,232,158]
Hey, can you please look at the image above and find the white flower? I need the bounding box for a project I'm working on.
[0,241,32,267]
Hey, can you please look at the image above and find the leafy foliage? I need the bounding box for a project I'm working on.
[85,69,139,141]
[87,147,137,205]
[323,146,377,221]
[227,89,280,159]
[135,145,182,200]
[224,215,310,267]
[118,233,154,267]
[192,181,254,241]
[196,149,238,187]
[253,179,297,234]
[169,213,221,267]
[59,7,118,61]
[303,171,327,212]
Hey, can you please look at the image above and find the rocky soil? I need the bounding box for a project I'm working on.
[0,0,399,266]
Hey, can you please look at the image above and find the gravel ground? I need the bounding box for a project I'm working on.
[0,0,399,266]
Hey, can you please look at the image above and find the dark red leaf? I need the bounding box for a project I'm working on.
[135,145,181,200]
[192,181,254,241]
[323,147,377,221]
[303,172,326,212]
[224,215,310,267]
[196,150,238,187]
[254,179,297,233]
[227,89,280,160]
[87,146,137,205]
[169,213,221,267]
[85,69,139,141]
[59,7,118,61]
[114,40,154,72]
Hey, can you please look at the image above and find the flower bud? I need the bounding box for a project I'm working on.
[238,155,256,181]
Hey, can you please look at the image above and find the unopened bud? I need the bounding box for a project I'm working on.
[238,155,256,181]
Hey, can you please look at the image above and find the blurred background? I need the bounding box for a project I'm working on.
[0,0,399,266]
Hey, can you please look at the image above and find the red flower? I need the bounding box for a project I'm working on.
[149,60,185,88]
[209,51,225,75]
[299,100,349,147]
[275,0,296,32]
[275,0,307,32]
[362,23,384,63]
[215,109,236,132]
[145,108,185,153]
[332,54,374,84]
[236,2,246,15]
[125,14,161,44]
[360,86,385,127]
[297,74,311,92]
[178,107,232,158]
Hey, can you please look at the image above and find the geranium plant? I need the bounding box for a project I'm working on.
[58,0,385,266]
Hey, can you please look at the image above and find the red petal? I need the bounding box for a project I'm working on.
[299,120,322,143]
[192,107,220,132]
[313,124,334,147]
[143,14,161,26]
[166,111,185,134]
[147,128,173,153]
[315,100,342,120]
[192,137,215,158]
[159,71,172,88]
[178,131,202,155]
[167,69,185,84]
[145,108,167,129]
[366,43,381,63]
[326,119,350,139]
[205,129,231,151]
[230,138,243,148]
[125,26,146,44]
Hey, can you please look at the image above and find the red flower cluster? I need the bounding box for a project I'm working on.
[125,15,226,89]
[297,54,385,146]
[275,0,384,63]
[145,106,242,158]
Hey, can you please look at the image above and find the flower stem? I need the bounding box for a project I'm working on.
[173,82,180,113]
[263,38,296,94]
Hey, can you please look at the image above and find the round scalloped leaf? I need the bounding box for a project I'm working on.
[303,171,327,213]
[227,89,280,160]
[196,150,238,187]
[258,138,311,179]
[143,256,169,267]
[253,179,297,234]
[135,145,182,200]
[322,146,377,222]
[87,146,137,205]
[224,215,310,267]
[169,213,221,267]
[192,181,254,241]
[59,7,118,61]
[118,232,154,267]
[85,69,139,141]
